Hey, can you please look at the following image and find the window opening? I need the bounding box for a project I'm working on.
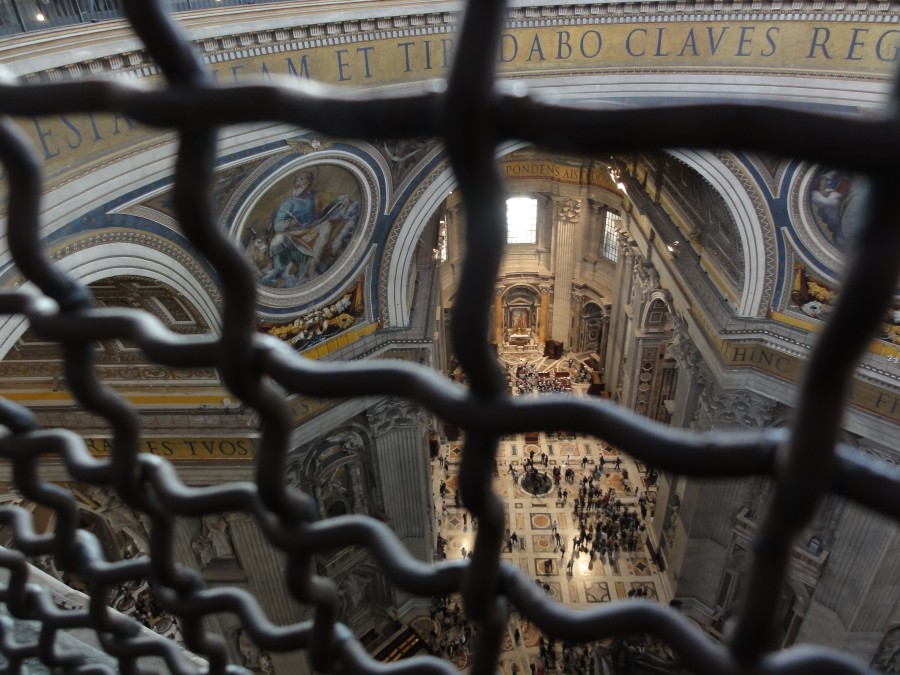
[435,217,448,262]
[603,210,620,262]
[506,197,537,244]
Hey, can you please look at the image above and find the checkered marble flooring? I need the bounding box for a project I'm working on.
[429,383,669,673]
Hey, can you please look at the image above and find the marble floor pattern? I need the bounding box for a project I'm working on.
[428,362,669,673]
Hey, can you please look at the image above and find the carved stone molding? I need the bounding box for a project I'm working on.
[25,2,900,83]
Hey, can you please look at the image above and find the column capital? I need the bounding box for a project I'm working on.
[368,399,422,437]
[669,319,703,373]
[699,386,777,429]
[555,197,582,223]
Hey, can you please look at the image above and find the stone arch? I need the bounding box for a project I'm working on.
[384,141,529,327]
[640,292,674,334]
[502,283,541,342]
[386,145,764,325]
[668,150,767,318]
[0,239,220,360]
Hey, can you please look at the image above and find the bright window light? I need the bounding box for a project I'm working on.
[506,197,537,244]
[603,210,620,262]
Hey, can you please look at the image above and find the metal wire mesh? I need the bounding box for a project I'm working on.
[0,0,897,673]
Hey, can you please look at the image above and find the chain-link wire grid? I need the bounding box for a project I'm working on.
[0,0,898,673]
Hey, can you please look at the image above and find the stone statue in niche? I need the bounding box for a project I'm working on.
[336,566,388,622]
[872,625,900,673]
[33,555,63,581]
[318,464,353,515]
[637,262,660,307]
[191,514,236,567]
[338,571,366,617]
[87,486,150,557]
[238,628,273,673]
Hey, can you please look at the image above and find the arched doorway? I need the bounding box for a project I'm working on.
[503,285,540,346]
[576,302,604,353]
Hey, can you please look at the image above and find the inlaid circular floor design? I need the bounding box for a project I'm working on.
[531,535,553,552]
[530,513,551,529]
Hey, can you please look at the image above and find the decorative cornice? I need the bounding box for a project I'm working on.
[21,2,900,82]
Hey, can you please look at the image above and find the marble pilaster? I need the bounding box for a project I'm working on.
[667,315,710,429]
[598,313,610,370]
[494,289,503,343]
[550,197,581,347]
[538,284,550,343]
[228,514,310,675]
[368,399,431,562]
[570,293,585,348]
